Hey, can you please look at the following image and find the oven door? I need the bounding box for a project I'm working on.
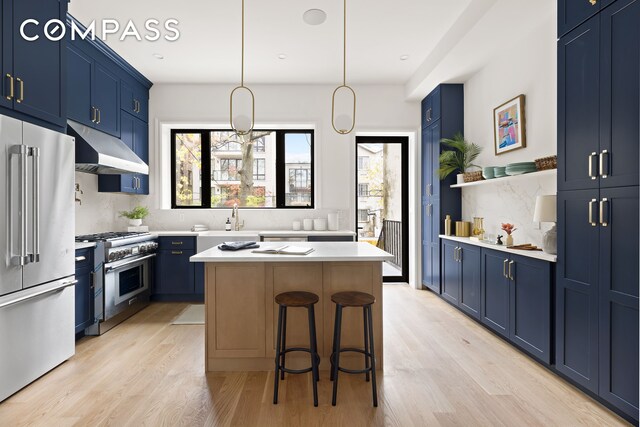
[103,254,155,320]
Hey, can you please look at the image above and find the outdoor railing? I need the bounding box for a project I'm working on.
[378,220,402,270]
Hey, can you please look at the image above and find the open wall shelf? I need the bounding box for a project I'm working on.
[450,169,557,188]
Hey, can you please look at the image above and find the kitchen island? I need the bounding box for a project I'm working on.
[190,242,393,372]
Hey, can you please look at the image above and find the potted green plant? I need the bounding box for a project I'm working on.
[438,133,483,184]
[119,206,150,227]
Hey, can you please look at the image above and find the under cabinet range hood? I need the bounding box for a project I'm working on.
[68,120,149,175]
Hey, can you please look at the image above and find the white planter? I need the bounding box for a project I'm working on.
[129,218,142,227]
[456,173,465,185]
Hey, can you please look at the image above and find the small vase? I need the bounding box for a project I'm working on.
[456,173,465,185]
[506,234,513,247]
[129,218,142,227]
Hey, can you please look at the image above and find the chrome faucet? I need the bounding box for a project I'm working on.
[232,203,244,231]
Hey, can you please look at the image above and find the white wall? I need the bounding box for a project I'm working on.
[461,13,557,246]
[75,83,421,283]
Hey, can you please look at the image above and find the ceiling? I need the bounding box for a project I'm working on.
[68,0,474,85]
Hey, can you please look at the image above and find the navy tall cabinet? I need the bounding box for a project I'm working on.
[421,84,463,293]
[557,0,639,421]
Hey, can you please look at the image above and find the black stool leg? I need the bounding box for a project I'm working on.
[308,305,319,407]
[280,307,287,380]
[331,305,343,406]
[330,304,339,381]
[363,307,370,382]
[366,305,378,407]
[273,305,284,404]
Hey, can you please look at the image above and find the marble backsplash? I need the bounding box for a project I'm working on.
[460,173,557,247]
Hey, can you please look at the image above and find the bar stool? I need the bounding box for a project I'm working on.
[330,291,378,407]
[273,291,320,407]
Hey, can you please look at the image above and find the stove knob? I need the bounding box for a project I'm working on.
[109,252,117,261]
[140,245,147,253]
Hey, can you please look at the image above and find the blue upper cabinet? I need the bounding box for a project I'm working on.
[0,0,68,130]
[121,80,148,122]
[599,0,639,188]
[558,0,601,36]
[558,0,639,191]
[557,15,600,191]
[67,44,93,127]
[92,62,120,137]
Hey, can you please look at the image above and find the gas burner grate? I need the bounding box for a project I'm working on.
[75,231,150,242]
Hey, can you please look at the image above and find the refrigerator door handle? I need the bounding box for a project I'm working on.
[30,147,40,263]
[9,145,29,266]
[0,279,77,309]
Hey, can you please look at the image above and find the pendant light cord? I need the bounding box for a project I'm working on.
[343,0,346,86]
[241,0,245,87]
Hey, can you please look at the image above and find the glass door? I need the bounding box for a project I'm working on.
[355,136,409,282]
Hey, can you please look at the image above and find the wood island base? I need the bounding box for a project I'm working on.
[203,261,383,372]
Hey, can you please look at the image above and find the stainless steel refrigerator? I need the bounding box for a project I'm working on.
[0,114,76,402]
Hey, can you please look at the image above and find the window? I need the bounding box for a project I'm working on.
[358,209,369,222]
[253,159,265,181]
[358,156,369,171]
[171,129,314,208]
[358,183,369,197]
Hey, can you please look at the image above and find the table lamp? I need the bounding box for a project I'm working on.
[533,195,557,254]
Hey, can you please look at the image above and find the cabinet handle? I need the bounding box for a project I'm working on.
[589,0,597,5]
[171,241,183,245]
[90,106,96,123]
[75,256,86,262]
[599,150,609,178]
[5,74,13,100]
[588,152,598,180]
[600,198,609,227]
[503,259,508,278]
[426,108,432,122]
[96,109,101,124]
[589,199,598,226]
[426,183,432,196]
[171,251,183,255]
[458,248,462,263]
[16,78,23,103]
[133,99,137,112]
[453,247,458,262]
[508,260,515,281]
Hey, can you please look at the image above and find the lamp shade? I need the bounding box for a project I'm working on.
[533,195,557,223]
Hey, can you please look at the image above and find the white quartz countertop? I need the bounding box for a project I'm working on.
[75,242,97,250]
[190,242,393,263]
[439,235,557,263]
[153,230,355,237]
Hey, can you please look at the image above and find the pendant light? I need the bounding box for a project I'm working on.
[331,0,356,135]
[230,0,255,135]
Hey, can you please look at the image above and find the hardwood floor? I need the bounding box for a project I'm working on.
[0,285,628,426]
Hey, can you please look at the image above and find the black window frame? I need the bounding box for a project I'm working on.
[171,129,314,209]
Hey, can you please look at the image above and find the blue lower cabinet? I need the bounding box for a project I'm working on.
[153,237,203,302]
[480,248,553,364]
[598,186,639,418]
[440,240,481,319]
[74,248,94,335]
[509,254,552,364]
[481,249,510,338]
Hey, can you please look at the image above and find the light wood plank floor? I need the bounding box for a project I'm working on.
[0,285,629,426]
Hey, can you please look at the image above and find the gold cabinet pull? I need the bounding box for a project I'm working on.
[589,199,598,226]
[171,241,183,245]
[599,150,609,178]
[589,0,597,5]
[171,250,183,255]
[5,74,13,100]
[15,78,23,103]
[600,198,609,227]
[508,260,515,281]
[588,152,598,179]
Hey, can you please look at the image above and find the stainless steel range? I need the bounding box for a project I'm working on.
[76,232,158,335]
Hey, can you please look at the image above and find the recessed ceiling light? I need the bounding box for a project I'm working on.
[303,9,327,25]
[400,55,410,61]
[278,54,287,60]
[152,53,164,60]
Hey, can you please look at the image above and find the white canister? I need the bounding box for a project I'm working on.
[292,221,302,231]
[327,212,339,231]
[303,219,313,231]
[314,218,328,231]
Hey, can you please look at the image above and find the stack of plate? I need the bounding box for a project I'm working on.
[505,162,537,176]
[493,166,507,178]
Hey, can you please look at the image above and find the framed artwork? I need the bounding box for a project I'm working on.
[493,95,526,155]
